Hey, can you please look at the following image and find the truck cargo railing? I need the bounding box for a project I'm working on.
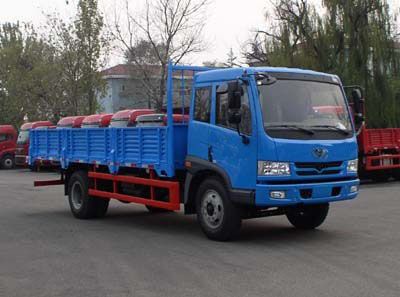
[359,127,400,171]
[29,62,211,177]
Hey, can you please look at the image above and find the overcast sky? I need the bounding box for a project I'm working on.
[1,0,399,67]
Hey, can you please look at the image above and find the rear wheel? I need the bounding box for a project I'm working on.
[1,155,15,169]
[286,204,329,229]
[196,178,241,241]
[68,170,109,219]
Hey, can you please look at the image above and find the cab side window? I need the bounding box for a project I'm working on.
[216,85,252,135]
[0,134,6,142]
[194,87,212,123]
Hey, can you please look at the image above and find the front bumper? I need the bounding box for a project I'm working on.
[254,178,359,207]
[15,155,28,166]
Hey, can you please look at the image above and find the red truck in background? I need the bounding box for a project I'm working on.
[345,87,400,182]
[358,127,400,181]
[15,121,53,167]
[109,109,154,127]
[0,125,17,169]
[57,116,86,129]
[81,114,113,128]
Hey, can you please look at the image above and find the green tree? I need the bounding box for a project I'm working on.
[47,0,108,115]
[75,0,107,114]
[0,22,66,127]
[247,0,400,127]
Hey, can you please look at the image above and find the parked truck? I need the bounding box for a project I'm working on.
[81,114,113,128]
[109,109,155,127]
[0,125,17,169]
[57,116,86,129]
[15,121,53,167]
[30,63,360,241]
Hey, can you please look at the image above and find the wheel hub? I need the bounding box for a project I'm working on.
[4,159,12,167]
[71,182,83,210]
[201,190,224,229]
[206,203,214,216]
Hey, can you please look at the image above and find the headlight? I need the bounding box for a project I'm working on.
[258,161,291,176]
[347,159,358,173]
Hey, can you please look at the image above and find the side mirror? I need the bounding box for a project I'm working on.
[354,113,364,125]
[228,81,242,110]
[351,89,364,114]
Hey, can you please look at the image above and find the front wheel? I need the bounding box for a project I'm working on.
[196,178,241,241]
[68,170,109,219]
[286,203,329,229]
[1,155,15,169]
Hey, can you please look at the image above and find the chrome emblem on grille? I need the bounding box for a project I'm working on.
[312,147,328,159]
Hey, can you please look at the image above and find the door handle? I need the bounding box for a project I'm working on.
[208,146,213,162]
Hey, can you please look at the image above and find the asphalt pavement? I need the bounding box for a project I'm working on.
[0,169,399,297]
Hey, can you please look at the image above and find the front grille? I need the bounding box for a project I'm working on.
[295,161,343,176]
[15,156,27,165]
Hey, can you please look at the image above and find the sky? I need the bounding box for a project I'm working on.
[0,0,399,67]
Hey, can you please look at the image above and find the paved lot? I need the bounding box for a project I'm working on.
[0,169,399,297]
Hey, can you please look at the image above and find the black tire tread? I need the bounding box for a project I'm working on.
[68,170,109,219]
[196,177,241,241]
[286,203,329,229]
[0,154,15,169]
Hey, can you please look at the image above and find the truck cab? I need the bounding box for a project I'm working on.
[109,109,154,127]
[57,116,86,129]
[184,67,359,237]
[81,114,113,128]
[0,125,17,169]
[16,121,53,166]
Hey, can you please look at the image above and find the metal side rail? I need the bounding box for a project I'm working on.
[88,171,181,211]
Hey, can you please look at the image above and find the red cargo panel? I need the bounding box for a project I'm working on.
[360,128,400,153]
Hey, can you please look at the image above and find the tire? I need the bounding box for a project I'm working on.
[393,170,400,181]
[370,172,391,183]
[286,203,329,229]
[67,170,109,219]
[196,177,241,241]
[1,155,15,169]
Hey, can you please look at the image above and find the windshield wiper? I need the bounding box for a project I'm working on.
[265,124,315,135]
[310,125,350,135]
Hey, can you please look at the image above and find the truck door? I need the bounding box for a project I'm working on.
[208,82,257,189]
[187,85,213,161]
[0,133,6,152]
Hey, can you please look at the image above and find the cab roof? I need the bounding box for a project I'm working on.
[194,66,339,84]
[82,114,113,127]
[0,125,17,135]
[112,109,154,123]
[57,116,86,128]
[20,121,53,130]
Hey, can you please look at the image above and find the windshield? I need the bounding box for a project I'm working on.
[109,119,129,128]
[17,130,30,144]
[258,79,352,138]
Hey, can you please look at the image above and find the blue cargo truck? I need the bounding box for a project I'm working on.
[30,62,361,241]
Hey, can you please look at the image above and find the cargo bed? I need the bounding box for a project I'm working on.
[29,124,188,177]
[358,128,400,171]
